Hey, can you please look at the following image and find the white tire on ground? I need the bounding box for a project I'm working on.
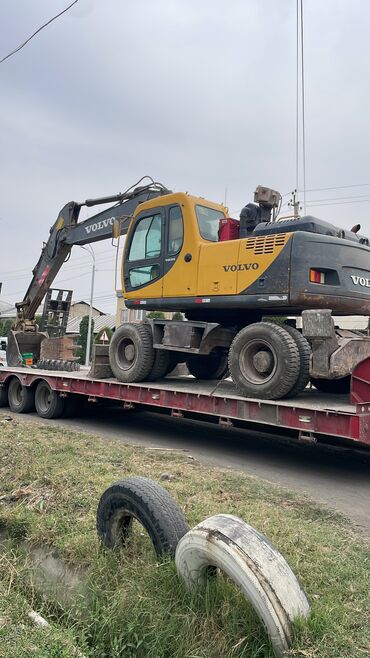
[175,514,310,658]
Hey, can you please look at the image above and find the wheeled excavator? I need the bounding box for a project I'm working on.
[7,177,370,399]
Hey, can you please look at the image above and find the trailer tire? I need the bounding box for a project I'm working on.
[0,385,8,407]
[109,323,155,383]
[282,325,311,398]
[147,349,171,381]
[186,348,229,380]
[97,476,189,557]
[34,380,66,419]
[175,514,310,658]
[310,375,350,394]
[7,377,35,414]
[228,322,300,399]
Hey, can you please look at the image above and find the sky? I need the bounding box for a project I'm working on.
[1,0,370,314]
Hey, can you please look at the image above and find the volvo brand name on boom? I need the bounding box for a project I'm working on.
[84,216,115,234]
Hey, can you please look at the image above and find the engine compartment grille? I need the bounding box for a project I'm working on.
[245,233,288,255]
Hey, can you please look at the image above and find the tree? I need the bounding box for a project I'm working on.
[146,311,165,319]
[76,315,94,362]
[172,311,184,321]
[0,318,14,337]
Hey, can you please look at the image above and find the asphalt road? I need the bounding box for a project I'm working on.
[15,404,370,537]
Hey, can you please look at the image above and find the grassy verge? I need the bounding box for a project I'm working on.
[0,412,369,658]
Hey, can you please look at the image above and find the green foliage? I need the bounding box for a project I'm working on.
[172,311,184,321]
[262,315,288,326]
[0,318,14,337]
[146,311,165,319]
[76,315,94,362]
[94,326,114,344]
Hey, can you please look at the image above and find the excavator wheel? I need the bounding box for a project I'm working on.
[310,376,351,395]
[186,348,229,380]
[281,325,311,398]
[146,349,171,382]
[109,322,155,383]
[228,322,300,400]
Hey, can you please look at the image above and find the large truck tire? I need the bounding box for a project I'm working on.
[34,380,66,419]
[7,377,35,414]
[282,325,311,398]
[0,385,8,407]
[228,322,300,400]
[310,375,351,394]
[147,349,171,381]
[175,514,310,658]
[97,476,189,557]
[109,323,155,383]
[186,348,229,380]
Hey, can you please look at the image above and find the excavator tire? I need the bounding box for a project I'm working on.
[186,348,229,380]
[109,322,155,383]
[310,376,351,395]
[282,325,311,398]
[7,377,35,414]
[228,322,300,400]
[147,349,171,382]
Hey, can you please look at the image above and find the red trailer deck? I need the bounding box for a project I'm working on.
[0,358,370,448]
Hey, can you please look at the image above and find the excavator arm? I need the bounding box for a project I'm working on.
[7,181,169,366]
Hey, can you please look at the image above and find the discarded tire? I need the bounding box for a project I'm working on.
[282,325,311,398]
[7,377,35,413]
[175,514,310,658]
[97,476,189,557]
[186,348,229,380]
[34,380,66,419]
[109,323,155,383]
[228,322,300,399]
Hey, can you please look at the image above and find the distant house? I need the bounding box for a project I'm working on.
[66,313,116,335]
[0,299,15,318]
[69,301,105,320]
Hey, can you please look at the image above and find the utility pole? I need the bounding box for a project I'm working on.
[288,190,300,218]
[80,245,96,367]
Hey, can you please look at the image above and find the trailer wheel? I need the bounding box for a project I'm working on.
[147,349,171,381]
[0,385,8,407]
[282,325,311,398]
[97,476,189,557]
[186,348,229,380]
[34,380,66,419]
[310,375,350,394]
[175,514,310,658]
[7,377,35,414]
[109,323,155,383]
[228,322,300,399]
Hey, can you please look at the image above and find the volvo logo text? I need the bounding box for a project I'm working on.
[223,263,259,272]
[350,275,370,288]
[84,216,115,234]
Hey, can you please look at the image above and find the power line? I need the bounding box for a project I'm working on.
[0,0,78,65]
[301,182,370,193]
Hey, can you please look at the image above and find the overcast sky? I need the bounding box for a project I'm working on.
[1,0,370,314]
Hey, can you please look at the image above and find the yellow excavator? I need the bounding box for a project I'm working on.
[7,177,370,399]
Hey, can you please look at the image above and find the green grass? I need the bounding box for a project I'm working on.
[0,412,369,657]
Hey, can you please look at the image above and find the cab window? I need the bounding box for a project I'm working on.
[168,206,184,254]
[195,204,225,241]
[128,213,161,261]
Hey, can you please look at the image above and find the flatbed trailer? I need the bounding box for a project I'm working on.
[1,358,370,449]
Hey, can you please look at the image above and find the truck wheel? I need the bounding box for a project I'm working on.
[186,348,229,380]
[175,514,310,658]
[7,377,35,413]
[109,323,155,383]
[34,380,66,419]
[228,322,300,400]
[147,349,171,381]
[282,325,311,398]
[97,476,189,558]
[0,385,8,407]
[310,376,350,394]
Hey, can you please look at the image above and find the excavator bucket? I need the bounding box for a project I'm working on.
[6,330,47,367]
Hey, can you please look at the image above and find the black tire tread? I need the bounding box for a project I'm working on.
[109,322,154,383]
[228,322,300,400]
[35,381,66,419]
[97,476,189,557]
[7,377,35,413]
[282,325,311,398]
[147,349,171,382]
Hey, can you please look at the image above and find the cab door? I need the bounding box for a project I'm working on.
[123,208,164,299]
